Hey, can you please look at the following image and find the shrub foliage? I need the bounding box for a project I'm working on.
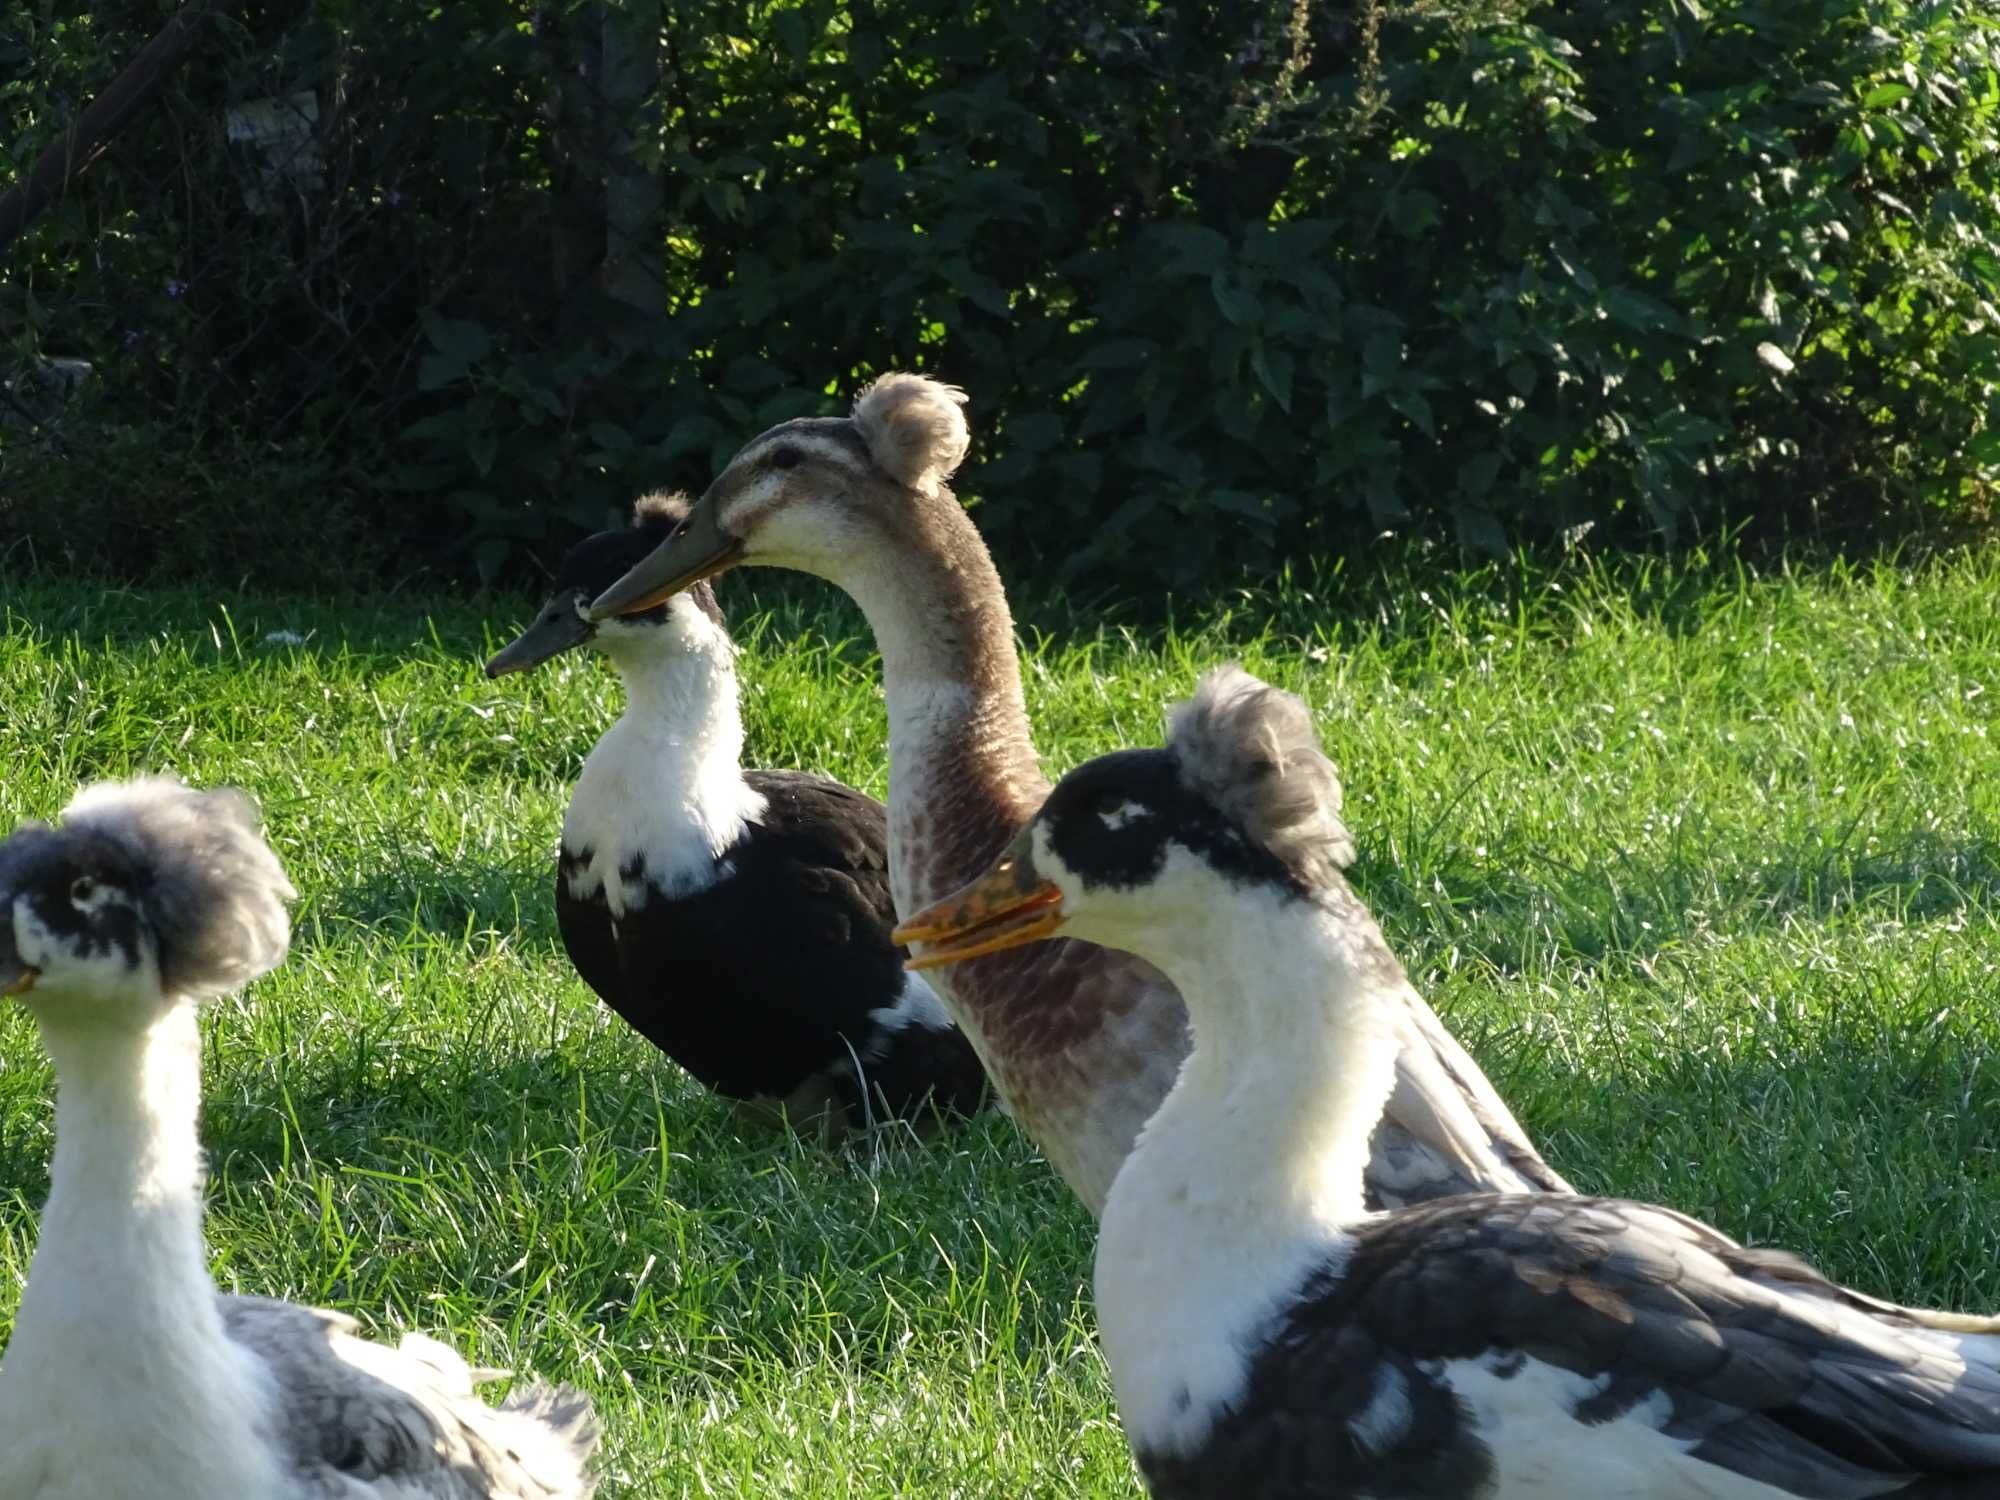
[3,0,1998,589]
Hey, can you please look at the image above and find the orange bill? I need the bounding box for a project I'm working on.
[893,849,1066,970]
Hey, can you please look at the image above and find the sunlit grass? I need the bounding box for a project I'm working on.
[2,545,1997,1494]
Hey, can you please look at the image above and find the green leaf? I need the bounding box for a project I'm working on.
[1210,269,1261,327]
[1146,222,1230,277]
[1387,388,1435,438]
[1007,412,1064,452]
[1453,505,1508,556]
[1080,339,1158,370]
[588,421,633,453]
[1251,347,1295,412]
[467,424,497,476]
[1458,450,1503,499]
[1387,190,1440,237]
[771,8,814,62]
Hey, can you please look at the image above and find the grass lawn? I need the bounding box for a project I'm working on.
[2,547,1998,1496]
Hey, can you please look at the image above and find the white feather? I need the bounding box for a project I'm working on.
[563,601,765,916]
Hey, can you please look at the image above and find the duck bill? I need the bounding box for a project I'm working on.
[589,494,742,620]
[893,843,1066,970]
[484,599,592,678]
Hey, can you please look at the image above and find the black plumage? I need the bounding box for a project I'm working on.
[488,493,988,1129]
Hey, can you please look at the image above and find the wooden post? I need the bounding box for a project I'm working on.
[0,0,222,255]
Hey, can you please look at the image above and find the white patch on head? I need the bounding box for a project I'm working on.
[563,597,766,917]
[1030,823,1253,978]
[709,432,874,572]
[11,903,150,1008]
[1098,800,1148,831]
[863,971,955,1055]
[65,877,126,922]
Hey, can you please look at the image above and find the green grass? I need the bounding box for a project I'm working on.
[2,547,1999,1495]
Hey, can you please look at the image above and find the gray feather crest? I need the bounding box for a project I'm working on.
[852,372,970,495]
[62,777,295,998]
[1165,666,1357,886]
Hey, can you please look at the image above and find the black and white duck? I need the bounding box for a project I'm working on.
[896,666,2000,1500]
[585,373,1567,1215]
[485,491,987,1129]
[0,777,599,1499]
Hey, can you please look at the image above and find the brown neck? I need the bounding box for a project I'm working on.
[823,492,1048,912]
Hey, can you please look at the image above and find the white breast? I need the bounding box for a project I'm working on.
[562,716,766,919]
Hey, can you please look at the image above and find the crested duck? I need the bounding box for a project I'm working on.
[895,666,2000,1499]
[585,373,1568,1214]
[485,491,987,1129]
[0,777,599,1500]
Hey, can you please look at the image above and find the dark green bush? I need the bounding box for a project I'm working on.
[4,0,1997,591]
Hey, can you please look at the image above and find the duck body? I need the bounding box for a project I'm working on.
[899,667,2000,1499]
[558,759,978,1120]
[490,494,985,1127]
[0,778,598,1500]
[1124,1191,2000,1500]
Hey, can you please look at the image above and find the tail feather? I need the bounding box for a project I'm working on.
[491,1381,603,1494]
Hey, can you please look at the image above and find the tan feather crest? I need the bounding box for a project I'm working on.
[1164,666,1356,888]
[851,373,970,495]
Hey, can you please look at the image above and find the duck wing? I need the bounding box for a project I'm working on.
[741,770,899,928]
[741,771,988,1118]
[220,1296,598,1499]
[1141,1195,2000,1499]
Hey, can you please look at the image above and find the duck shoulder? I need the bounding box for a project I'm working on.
[1136,1194,2000,1500]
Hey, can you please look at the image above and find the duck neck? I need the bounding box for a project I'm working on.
[600,627,744,772]
[8,1004,239,1388]
[567,624,762,911]
[824,494,1045,911]
[1089,892,1404,1455]
[1104,892,1402,1255]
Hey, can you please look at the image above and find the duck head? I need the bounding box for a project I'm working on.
[485,491,730,679]
[586,374,970,619]
[894,667,1357,974]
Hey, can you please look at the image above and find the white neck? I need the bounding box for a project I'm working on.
[0,1004,280,1492]
[600,622,745,761]
[1092,892,1403,1454]
[566,624,766,914]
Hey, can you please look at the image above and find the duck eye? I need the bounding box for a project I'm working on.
[70,876,97,906]
[769,445,802,471]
